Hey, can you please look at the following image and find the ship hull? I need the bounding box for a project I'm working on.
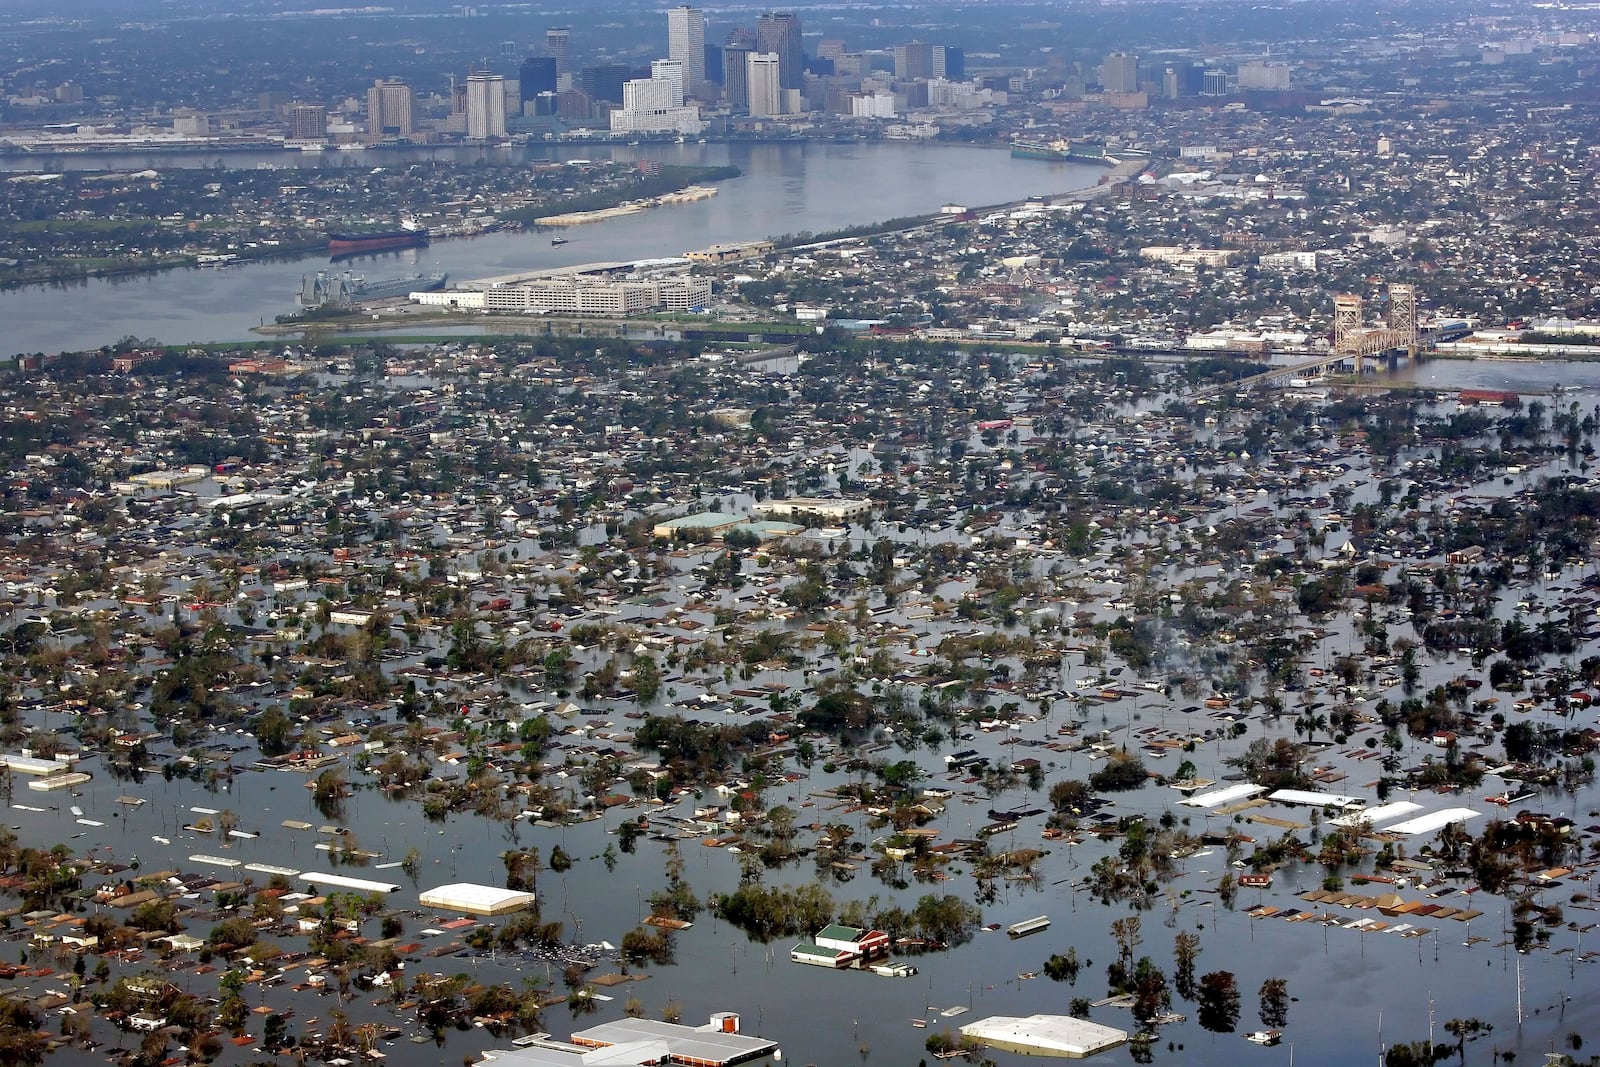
[327,231,429,255]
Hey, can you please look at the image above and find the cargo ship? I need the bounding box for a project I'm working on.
[298,270,447,307]
[1010,138,1116,164]
[326,220,428,255]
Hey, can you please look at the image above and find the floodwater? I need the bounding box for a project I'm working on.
[18,621,1599,1067]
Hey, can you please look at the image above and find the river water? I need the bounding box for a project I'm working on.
[0,141,1106,355]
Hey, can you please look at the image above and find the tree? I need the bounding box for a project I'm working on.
[1043,949,1080,985]
[1130,957,1170,1027]
[1258,977,1289,1029]
[632,655,661,704]
[1197,971,1241,1033]
[1173,930,1201,1001]
[1048,779,1093,814]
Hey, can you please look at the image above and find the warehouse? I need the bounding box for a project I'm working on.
[959,1014,1128,1059]
[419,882,537,916]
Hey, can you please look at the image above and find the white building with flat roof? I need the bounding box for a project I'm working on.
[420,882,536,916]
[961,1014,1128,1059]
[754,497,872,522]
[611,61,702,134]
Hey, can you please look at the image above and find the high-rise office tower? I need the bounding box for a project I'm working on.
[894,40,935,80]
[747,51,782,116]
[289,104,327,140]
[520,56,557,102]
[466,73,507,139]
[546,27,571,78]
[723,42,752,109]
[935,46,964,81]
[667,7,706,96]
[579,64,632,105]
[1102,51,1139,93]
[366,78,414,138]
[650,60,686,106]
[704,43,724,86]
[756,12,804,91]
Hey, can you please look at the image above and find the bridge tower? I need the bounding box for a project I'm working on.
[1386,283,1417,344]
[1333,293,1366,374]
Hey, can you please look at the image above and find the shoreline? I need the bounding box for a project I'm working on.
[0,167,739,295]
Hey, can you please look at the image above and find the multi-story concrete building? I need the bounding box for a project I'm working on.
[610,62,702,134]
[466,73,507,139]
[289,104,327,141]
[1102,51,1139,93]
[546,27,571,83]
[894,40,935,81]
[756,12,804,91]
[747,51,783,116]
[723,42,753,109]
[366,79,414,138]
[1237,60,1291,90]
[667,7,706,97]
[418,273,712,315]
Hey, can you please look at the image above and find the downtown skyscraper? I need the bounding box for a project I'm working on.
[667,7,706,97]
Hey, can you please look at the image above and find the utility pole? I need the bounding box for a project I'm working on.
[1516,956,1524,1028]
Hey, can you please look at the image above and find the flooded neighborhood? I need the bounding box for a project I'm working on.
[0,330,1595,1067]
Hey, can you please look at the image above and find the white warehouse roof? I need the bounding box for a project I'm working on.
[1381,807,1483,836]
[1330,801,1423,828]
[1179,783,1266,808]
[960,1014,1128,1059]
[420,882,537,916]
[1268,788,1366,810]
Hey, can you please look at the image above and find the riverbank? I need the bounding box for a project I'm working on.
[504,165,740,228]
[0,163,740,295]
[0,237,328,293]
[536,184,719,227]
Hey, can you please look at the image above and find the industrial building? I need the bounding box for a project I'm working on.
[419,882,537,916]
[685,241,774,264]
[413,261,711,317]
[959,1014,1128,1059]
[752,497,872,523]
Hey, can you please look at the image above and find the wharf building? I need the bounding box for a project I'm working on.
[415,262,711,317]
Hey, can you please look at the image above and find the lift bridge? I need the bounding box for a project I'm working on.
[1333,282,1418,370]
[1194,283,1421,397]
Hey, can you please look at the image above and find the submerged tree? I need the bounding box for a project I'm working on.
[1258,977,1289,1029]
[1173,930,1201,1002]
[1196,970,1240,1033]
